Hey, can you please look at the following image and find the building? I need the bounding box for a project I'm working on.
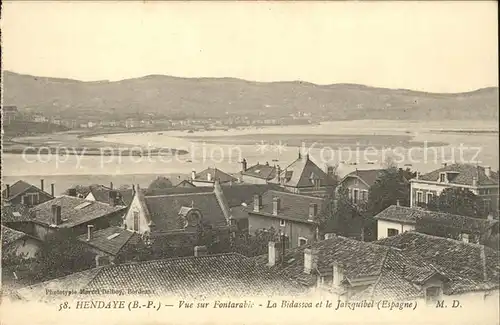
[77,226,142,264]
[84,184,135,206]
[1,202,34,235]
[239,159,277,184]
[253,232,499,305]
[3,105,19,124]
[238,190,324,248]
[190,167,238,187]
[14,252,305,302]
[374,205,499,243]
[30,196,126,241]
[338,169,383,204]
[1,225,41,260]
[268,152,336,196]
[2,180,54,206]
[410,164,499,215]
[123,183,232,247]
[375,232,499,305]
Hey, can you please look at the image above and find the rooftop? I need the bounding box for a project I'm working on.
[16,253,305,301]
[2,180,53,202]
[2,225,28,247]
[242,163,277,180]
[269,154,336,188]
[245,190,324,223]
[193,167,237,184]
[77,226,142,256]
[340,169,383,187]
[415,164,498,186]
[30,196,126,228]
[374,205,499,232]
[143,192,228,232]
[86,185,135,206]
[1,202,32,223]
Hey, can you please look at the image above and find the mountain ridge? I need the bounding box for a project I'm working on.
[3,70,498,121]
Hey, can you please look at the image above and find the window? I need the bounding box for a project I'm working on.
[133,211,140,231]
[426,193,433,204]
[439,173,446,183]
[483,199,491,213]
[416,191,423,203]
[298,237,308,246]
[353,189,359,204]
[387,228,399,237]
[425,287,442,305]
[280,219,286,227]
[21,193,39,206]
[313,179,321,190]
[361,190,368,202]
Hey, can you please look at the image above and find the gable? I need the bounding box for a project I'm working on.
[124,193,151,234]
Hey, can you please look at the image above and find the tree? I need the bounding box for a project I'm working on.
[427,187,483,218]
[33,229,95,281]
[230,228,281,257]
[367,167,410,216]
[147,177,173,191]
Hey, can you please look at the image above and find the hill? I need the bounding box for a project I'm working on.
[3,71,498,121]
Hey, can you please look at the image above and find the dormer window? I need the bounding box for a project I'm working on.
[439,173,446,183]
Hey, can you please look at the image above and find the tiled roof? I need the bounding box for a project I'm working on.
[252,235,393,287]
[77,226,141,256]
[2,180,52,201]
[194,168,237,183]
[144,192,228,232]
[245,190,324,223]
[340,169,383,187]
[1,202,32,223]
[253,232,499,300]
[1,225,27,246]
[416,164,499,186]
[88,185,135,206]
[220,183,282,208]
[374,205,498,232]
[242,163,277,180]
[16,253,305,301]
[269,155,336,188]
[144,187,213,197]
[376,232,500,295]
[30,196,126,228]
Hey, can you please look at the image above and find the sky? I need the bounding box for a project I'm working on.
[1,1,498,93]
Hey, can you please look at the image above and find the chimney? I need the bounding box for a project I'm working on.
[109,190,119,206]
[132,184,136,194]
[87,225,94,241]
[303,248,318,274]
[40,179,45,192]
[272,197,281,216]
[298,148,302,159]
[110,182,114,189]
[51,183,55,197]
[277,165,281,182]
[253,194,262,212]
[68,188,77,197]
[332,263,345,287]
[51,204,62,225]
[416,172,420,180]
[6,184,10,198]
[266,161,269,166]
[267,241,279,267]
[194,245,208,257]
[473,177,478,187]
[308,203,318,221]
[241,158,248,172]
[396,200,400,206]
[207,173,212,181]
[95,255,111,267]
[442,163,447,167]
[485,166,491,178]
[191,169,196,181]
